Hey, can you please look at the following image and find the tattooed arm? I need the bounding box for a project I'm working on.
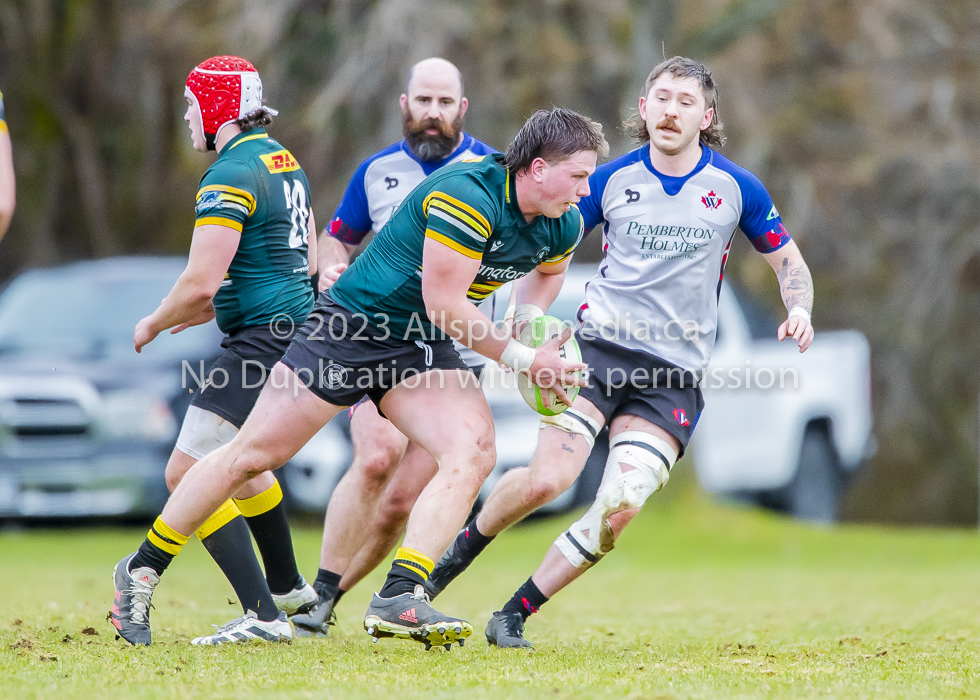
[762,240,815,353]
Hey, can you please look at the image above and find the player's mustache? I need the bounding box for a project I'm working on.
[656,117,680,133]
[408,117,452,138]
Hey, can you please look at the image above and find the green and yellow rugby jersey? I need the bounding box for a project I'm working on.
[0,89,7,133]
[194,129,314,334]
[331,153,584,341]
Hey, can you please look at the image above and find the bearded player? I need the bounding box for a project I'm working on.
[110,107,607,649]
[110,56,318,645]
[423,56,816,648]
[291,57,497,637]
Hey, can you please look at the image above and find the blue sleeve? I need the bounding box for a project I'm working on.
[730,166,790,253]
[326,157,375,246]
[578,170,608,232]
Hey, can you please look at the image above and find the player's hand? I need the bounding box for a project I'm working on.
[526,326,588,408]
[134,316,161,354]
[778,315,814,352]
[170,304,216,335]
[318,263,348,292]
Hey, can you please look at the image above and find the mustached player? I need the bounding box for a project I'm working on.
[110,56,318,645]
[292,57,497,637]
[423,56,816,648]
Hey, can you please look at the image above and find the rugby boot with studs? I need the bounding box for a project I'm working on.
[271,576,319,616]
[291,589,337,639]
[364,584,472,650]
[110,552,159,646]
[191,610,292,645]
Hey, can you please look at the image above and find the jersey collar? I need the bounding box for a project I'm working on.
[640,143,712,196]
[220,129,269,155]
[402,132,474,176]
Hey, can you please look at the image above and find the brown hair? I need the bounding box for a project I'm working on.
[504,108,609,175]
[623,56,725,148]
[235,107,275,132]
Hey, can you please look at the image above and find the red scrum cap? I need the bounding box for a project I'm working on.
[185,56,275,149]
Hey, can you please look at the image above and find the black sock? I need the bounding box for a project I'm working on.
[313,568,342,602]
[201,516,280,622]
[242,502,303,595]
[130,538,175,576]
[379,547,433,598]
[501,577,550,622]
[454,516,495,561]
[334,588,347,606]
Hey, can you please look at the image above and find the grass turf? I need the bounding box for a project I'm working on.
[2,479,979,699]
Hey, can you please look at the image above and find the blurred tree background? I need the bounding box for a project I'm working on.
[0,0,978,524]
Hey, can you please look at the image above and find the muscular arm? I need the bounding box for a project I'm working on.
[134,224,240,352]
[515,259,569,312]
[762,240,815,352]
[307,211,318,276]
[0,130,14,241]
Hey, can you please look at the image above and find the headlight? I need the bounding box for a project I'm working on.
[99,391,177,442]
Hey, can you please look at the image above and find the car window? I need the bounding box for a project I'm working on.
[0,268,218,362]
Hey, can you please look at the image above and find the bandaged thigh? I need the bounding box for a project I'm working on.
[175,406,240,460]
[555,431,676,568]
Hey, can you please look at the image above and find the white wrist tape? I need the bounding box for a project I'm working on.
[788,307,811,324]
[513,304,544,326]
[499,338,536,374]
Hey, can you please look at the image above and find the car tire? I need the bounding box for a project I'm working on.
[787,424,841,523]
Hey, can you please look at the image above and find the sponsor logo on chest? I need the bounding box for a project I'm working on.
[260,150,300,173]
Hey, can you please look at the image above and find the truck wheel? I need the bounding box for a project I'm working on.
[788,425,840,523]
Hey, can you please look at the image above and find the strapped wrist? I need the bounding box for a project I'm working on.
[788,306,811,324]
[499,338,536,374]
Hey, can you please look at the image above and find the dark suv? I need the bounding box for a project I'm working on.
[0,257,222,519]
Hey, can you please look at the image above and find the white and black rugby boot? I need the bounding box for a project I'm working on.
[191,610,292,645]
[290,590,337,639]
[110,552,160,646]
[363,585,472,650]
[423,530,471,600]
[485,611,533,649]
[271,576,319,616]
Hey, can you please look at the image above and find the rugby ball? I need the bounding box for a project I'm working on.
[516,315,582,416]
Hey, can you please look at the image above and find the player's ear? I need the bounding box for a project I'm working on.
[529,157,548,183]
[700,107,714,131]
[638,95,647,121]
[458,96,468,119]
[399,93,409,111]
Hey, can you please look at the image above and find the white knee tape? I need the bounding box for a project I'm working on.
[175,406,239,460]
[540,408,602,450]
[555,431,676,568]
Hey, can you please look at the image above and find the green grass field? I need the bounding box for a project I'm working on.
[2,479,980,699]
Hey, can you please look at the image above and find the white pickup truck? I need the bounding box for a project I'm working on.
[690,283,874,522]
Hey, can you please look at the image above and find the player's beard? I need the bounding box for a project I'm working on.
[403,109,463,161]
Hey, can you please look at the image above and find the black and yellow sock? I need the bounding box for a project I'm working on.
[235,479,303,595]
[130,516,190,575]
[501,576,550,622]
[198,499,279,622]
[379,547,434,598]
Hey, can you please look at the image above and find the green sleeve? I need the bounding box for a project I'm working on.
[194,159,258,233]
[542,204,585,265]
[421,177,498,260]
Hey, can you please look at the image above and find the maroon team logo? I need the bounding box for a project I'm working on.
[673,408,690,426]
[765,222,789,249]
[701,191,722,209]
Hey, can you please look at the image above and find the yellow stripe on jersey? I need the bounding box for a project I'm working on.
[260,149,300,174]
[0,121,7,134]
[197,184,257,215]
[468,280,503,295]
[227,132,268,150]
[195,216,244,233]
[425,229,483,259]
[423,192,492,240]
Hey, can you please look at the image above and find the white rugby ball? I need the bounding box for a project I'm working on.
[516,315,582,416]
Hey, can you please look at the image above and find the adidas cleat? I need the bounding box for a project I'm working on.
[363,585,472,649]
[272,577,319,616]
[291,590,337,639]
[191,610,292,645]
[423,530,472,600]
[110,552,160,646]
[485,611,533,649]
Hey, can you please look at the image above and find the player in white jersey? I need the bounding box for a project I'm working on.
[424,56,816,647]
[291,57,497,637]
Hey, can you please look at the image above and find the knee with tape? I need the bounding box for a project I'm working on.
[555,430,676,569]
[540,408,602,450]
